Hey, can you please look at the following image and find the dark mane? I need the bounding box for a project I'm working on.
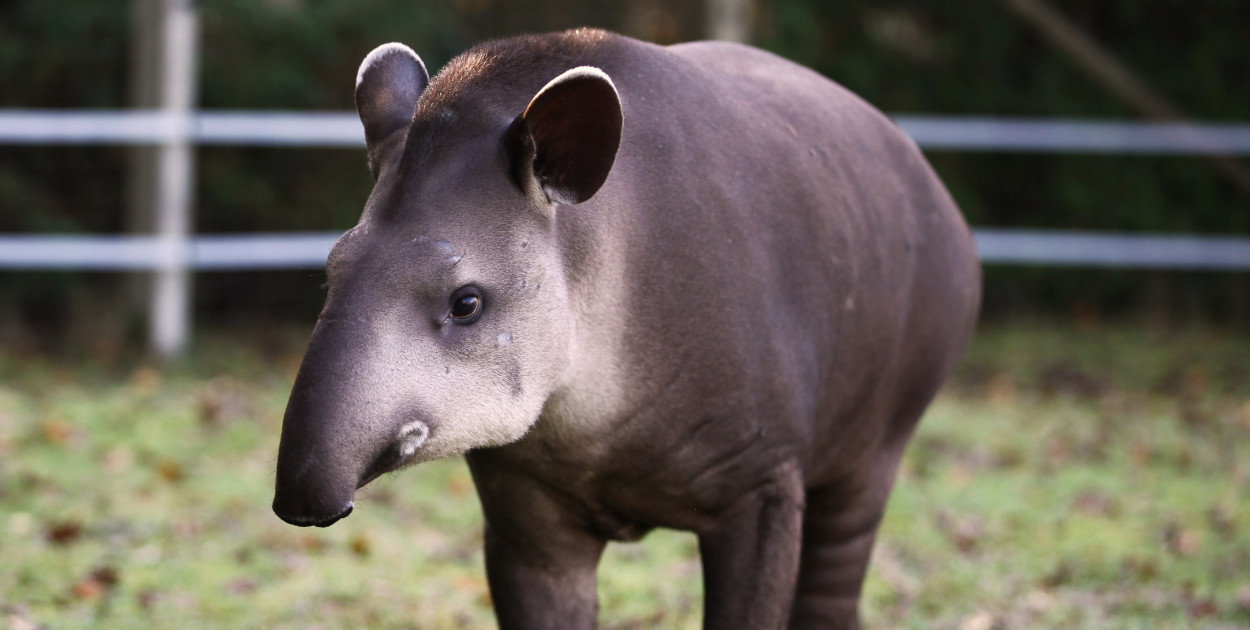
[413,28,620,127]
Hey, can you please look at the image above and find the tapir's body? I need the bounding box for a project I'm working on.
[274,29,980,630]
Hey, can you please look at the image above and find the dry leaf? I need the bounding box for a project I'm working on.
[300,534,325,553]
[1188,598,1218,619]
[71,567,117,601]
[157,459,184,482]
[45,521,82,546]
[136,589,158,611]
[960,610,998,630]
[39,418,74,445]
[1072,488,1119,518]
[1237,584,1250,613]
[225,578,257,594]
[349,533,372,557]
[447,475,471,497]
[1164,523,1201,557]
[986,373,1016,404]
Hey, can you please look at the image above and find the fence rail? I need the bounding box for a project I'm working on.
[3,110,1250,154]
[3,109,1249,353]
[3,230,1249,272]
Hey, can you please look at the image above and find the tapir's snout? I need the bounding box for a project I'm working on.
[271,425,360,527]
[272,419,430,527]
[271,306,440,528]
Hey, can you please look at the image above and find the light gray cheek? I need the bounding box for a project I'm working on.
[497,331,513,347]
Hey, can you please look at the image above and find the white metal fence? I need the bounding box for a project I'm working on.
[3,110,1250,355]
[4,110,1250,153]
[4,229,1250,272]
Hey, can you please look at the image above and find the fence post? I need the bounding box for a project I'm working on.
[149,0,199,357]
[706,0,753,43]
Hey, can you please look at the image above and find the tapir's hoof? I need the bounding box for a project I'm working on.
[273,501,353,528]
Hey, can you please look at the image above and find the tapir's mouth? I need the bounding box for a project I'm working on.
[357,420,431,489]
[274,500,354,528]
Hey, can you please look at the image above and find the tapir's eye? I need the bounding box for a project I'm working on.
[449,287,482,323]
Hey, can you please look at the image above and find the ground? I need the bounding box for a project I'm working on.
[1,319,1248,629]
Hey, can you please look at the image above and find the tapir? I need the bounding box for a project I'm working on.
[273,28,980,630]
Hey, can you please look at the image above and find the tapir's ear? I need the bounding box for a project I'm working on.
[355,43,429,178]
[510,67,623,205]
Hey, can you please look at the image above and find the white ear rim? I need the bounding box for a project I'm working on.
[524,66,619,119]
[356,42,426,89]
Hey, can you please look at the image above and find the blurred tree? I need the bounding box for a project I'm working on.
[0,0,1246,347]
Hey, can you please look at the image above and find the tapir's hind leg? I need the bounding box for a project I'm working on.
[787,467,900,630]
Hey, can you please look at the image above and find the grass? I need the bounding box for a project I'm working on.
[1,319,1249,629]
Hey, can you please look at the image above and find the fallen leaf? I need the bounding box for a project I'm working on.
[172,518,201,538]
[987,374,1016,404]
[129,366,161,391]
[1040,363,1107,399]
[1188,597,1218,619]
[1122,557,1158,582]
[1164,523,1201,557]
[349,533,372,557]
[196,377,250,429]
[156,459,184,482]
[300,534,325,553]
[1070,300,1100,331]
[72,579,104,600]
[5,611,38,630]
[447,475,471,497]
[936,511,984,555]
[45,521,82,546]
[136,589,158,611]
[225,578,257,594]
[39,418,74,445]
[960,610,997,630]
[1022,589,1054,614]
[1045,437,1071,468]
[90,566,119,588]
[1207,505,1235,538]
[101,447,133,473]
[1043,561,1073,588]
[7,513,34,536]
[2,604,38,630]
[1072,488,1118,517]
[1183,365,1208,398]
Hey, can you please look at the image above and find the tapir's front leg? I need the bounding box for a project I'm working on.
[698,462,806,630]
[468,455,606,630]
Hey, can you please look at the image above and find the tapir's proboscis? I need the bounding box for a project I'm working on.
[273,28,980,630]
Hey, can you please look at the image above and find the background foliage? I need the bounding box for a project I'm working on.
[0,0,1247,348]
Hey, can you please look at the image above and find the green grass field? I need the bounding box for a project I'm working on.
[2,320,1248,629]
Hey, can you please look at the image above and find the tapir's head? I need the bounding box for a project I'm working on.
[272,42,623,527]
